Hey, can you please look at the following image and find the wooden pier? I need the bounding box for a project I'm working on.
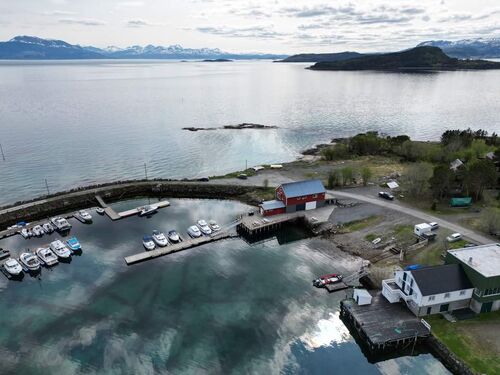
[95,195,170,220]
[124,231,238,265]
[237,212,304,237]
[340,292,430,352]
[325,282,349,293]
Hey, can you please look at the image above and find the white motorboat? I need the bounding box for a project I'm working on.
[139,205,157,217]
[187,225,202,238]
[19,252,41,272]
[96,207,105,215]
[36,247,59,266]
[208,220,221,232]
[4,258,23,277]
[49,240,72,259]
[76,210,93,223]
[142,235,156,251]
[168,230,180,243]
[197,220,212,235]
[66,237,82,252]
[152,230,169,247]
[42,222,55,234]
[20,228,31,239]
[32,225,44,237]
[50,217,72,232]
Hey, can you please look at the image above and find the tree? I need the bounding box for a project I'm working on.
[341,167,354,186]
[429,164,455,199]
[480,208,500,236]
[327,170,338,188]
[349,132,383,155]
[263,178,269,188]
[321,143,349,161]
[402,162,433,198]
[360,167,373,186]
[463,159,497,201]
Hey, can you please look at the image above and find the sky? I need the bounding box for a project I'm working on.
[0,0,499,53]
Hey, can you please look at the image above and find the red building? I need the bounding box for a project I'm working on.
[260,180,326,216]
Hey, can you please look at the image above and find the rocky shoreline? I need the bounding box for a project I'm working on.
[182,123,278,132]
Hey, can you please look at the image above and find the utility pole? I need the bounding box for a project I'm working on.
[44,179,50,195]
[144,163,148,180]
[0,143,5,161]
[245,159,248,171]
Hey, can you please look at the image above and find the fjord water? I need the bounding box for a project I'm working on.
[0,198,449,374]
[1,60,500,205]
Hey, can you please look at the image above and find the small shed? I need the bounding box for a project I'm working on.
[450,197,472,207]
[353,289,372,306]
[259,200,286,216]
[386,181,399,189]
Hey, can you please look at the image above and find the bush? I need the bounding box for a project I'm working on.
[360,167,372,186]
[321,143,349,161]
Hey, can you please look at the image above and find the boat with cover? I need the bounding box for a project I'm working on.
[32,225,44,237]
[197,220,212,235]
[66,237,82,252]
[167,230,180,243]
[49,240,71,259]
[152,230,169,247]
[36,247,59,266]
[50,217,72,232]
[42,222,55,234]
[4,258,23,277]
[187,225,202,238]
[142,235,156,250]
[312,274,343,288]
[19,252,41,272]
[208,220,221,232]
[139,205,157,217]
[76,210,93,223]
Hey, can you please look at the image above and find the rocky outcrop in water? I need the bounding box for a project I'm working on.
[183,123,278,132]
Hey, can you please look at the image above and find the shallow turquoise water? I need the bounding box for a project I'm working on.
[0,199,450,374]
[1,60,500,204]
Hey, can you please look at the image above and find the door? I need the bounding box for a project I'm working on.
[426,307,432,315]
[481,301,493,313]
[305,201,316,210]
[296,203,306,211]
[439,304,449,312]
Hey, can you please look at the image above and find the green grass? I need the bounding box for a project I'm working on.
[447,239,468,249]
[406,243,444,266]
[210,168,257,180]
[341,215,382,232]
[365,233,378,242]
[426,312,500,375]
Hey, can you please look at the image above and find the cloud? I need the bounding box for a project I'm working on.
[196,25,286,39]
[116,1,145,7]
[42,10,76,16]
[126,19,158,27]
[58,18,106,26]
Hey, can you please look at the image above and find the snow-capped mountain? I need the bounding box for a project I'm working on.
[418,38,500,58]
[0,35,287,60]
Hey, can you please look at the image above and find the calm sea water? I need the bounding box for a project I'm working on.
[0,198,449,374]
[1,60,500,205]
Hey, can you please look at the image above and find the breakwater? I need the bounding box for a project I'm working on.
[0,180,269,228]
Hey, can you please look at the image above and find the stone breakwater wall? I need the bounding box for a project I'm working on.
[0,180,266,228]
[426,335,473,375]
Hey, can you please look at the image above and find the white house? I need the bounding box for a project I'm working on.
[382,264,474,316]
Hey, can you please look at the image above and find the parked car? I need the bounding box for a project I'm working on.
[446,233,462,242]
[197,177,210,182]
[237,174,248,180]
[429,222,439,230]
[378,191,394,200]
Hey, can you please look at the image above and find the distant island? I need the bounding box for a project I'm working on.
[277,51,366,63]
[308,46,500,71]
[0,36,288,60]
[183,123,278,132]
[202,59,233,62]
[418,38,500,59]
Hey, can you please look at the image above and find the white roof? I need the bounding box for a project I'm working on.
[252,166,265,171]
[387,181,399,189]
[415,223,431,229]
[353,289,372,298]
[447,243,500,278]
[450,159,464,170]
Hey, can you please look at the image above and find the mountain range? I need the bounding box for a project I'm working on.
[0,36,287,60]
[417,38,500,59]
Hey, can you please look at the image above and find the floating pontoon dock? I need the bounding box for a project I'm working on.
[95,195,170,220]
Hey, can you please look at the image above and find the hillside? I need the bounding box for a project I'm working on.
[418,38,500,59]
[309,46,500,71]
[278,51,365,63]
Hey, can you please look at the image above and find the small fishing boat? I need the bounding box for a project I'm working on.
[20,228,31,239]
[49,240,71,259]
[208,220,221,232]
[4,258,23,277]
[167,230,180,243]
[96,207,105,215]
[197,220,212,235]
[42,222,55,234]
[75,210,93,223]
[36,247,59,266]
[50,217,72,232]
[32,225,44,237]
[142,235,156,251]
[187,225,202,238]
[0,248,11,260]
[152,230,169,247]
[19,252,41,272]
[66,237,82,252]
[139,205,157,217]
[313,274,343,288]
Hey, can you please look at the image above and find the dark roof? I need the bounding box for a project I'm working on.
[260,200,285,210]
[280,179,325,198]
[410,264,473,296]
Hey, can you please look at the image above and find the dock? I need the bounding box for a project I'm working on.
[325,282,349,293]
[340,292,430,351]
[124,231,238,265]
[95,195,170,220]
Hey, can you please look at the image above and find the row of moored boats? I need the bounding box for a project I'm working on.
[142,220,221,250]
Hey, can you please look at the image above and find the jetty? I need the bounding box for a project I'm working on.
[340,292,430,351]
[95,195,170,220]
[125,231,238,265]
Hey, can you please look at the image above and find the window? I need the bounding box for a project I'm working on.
[428,296,435,302]
[459,290,466,296]
[313,194,318,199]
[444,293,450,298]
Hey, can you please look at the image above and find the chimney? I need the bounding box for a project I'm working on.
[468,257,473,264]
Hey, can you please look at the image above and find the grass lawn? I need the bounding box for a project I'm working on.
[426,312,500,375]
[405,243,444,266]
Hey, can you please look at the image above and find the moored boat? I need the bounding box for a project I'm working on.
[50,217,72,232]
[49,240,72,259]
[36,247,59,266]
[96,207,105,215]
[0,248,11,260]
[197,220,212,235]
[187,225,202,238]
[139,205,157,217]
[313,274,343,288]
[3,258,23,277]
[42,222,55,234]
[66,237,82,252]
[142,235,156,250]
[208,220,221,232]
[152,230,169,247]
[75,210,93,223]
[19,252,41,272]
[20,228,31,239]
[167,230,180,243]
[32,225,44,237]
